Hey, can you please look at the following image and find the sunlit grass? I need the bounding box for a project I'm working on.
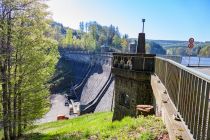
[22,112,167,140]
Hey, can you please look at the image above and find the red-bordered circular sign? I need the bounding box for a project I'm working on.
[188,44,194,49]
[189,38,194,44]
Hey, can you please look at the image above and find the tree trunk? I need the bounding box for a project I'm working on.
[17,94,22,137]
[1,61,9,140]
[6,10,13,139]
[12,48,19,139]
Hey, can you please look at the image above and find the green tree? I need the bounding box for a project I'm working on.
[175,47,186,55]
[0,0,58,139]
[63,29,73,47]
[121,38,128,48]
[112,35,121,47]
[82,33,96,50]
[199,46,210,56]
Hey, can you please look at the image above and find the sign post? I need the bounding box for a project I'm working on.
[188,37,194,66]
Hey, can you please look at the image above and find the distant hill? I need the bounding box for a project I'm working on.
[128,38,209,56]
[146,41,166,55]
[150,40,205,49]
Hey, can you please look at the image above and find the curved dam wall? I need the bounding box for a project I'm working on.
[62,51,114,113]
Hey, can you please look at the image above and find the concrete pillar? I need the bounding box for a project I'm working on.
[137,33,145,54]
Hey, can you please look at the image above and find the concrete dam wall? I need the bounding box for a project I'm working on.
[62,52,114,113]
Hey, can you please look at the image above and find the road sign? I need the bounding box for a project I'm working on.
[189,38,194,44]
[187,37,195,66]
[188,37,194,49]
[188,44,194,49]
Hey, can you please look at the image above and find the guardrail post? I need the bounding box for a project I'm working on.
[196,80,205,140]
[204,83,210,140]
[177,69,182,111]
[165,61,167,85]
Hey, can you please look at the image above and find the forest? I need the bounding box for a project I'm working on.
[52,21,210,56]
[52,21,129,52]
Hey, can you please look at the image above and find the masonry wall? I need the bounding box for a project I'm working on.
[112,68,153,121]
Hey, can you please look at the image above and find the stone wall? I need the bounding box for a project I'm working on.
[112,68,153,121]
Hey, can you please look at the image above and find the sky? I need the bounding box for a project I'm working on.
[47,0,210,42]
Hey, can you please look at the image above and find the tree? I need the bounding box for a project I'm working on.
[121,38,128,48]
[112,35,121,47]
[82,33,96,50]
[199,46,210,56]
[0,0,58,139]
[147,42,166,55]
[63,29,73,47]
[79,21,84,32]
[107,24,115,45]
[175,47,186,55]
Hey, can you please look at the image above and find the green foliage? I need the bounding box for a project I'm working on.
[199,46,210,56]
[113,35,121,47]
[22,112,167,140]
[121,38,128,48]
[63,29,73,47]
[0,0,58,138]
[146,42,166,55]
[139,132,154,140]
[53,21,127,51]
[51,22,66,45]
[175,47,187,55]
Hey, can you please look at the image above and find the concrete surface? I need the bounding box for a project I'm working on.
[80,64,112,106]
[37,94,77,124]
[193,67,210,76]
[151,75,193,140]
[94,80,115,112]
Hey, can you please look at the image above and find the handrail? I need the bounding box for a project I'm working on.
[155,56,210,140]
[157,57,210,82]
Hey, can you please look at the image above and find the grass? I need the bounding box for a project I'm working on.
[21,112,167,140]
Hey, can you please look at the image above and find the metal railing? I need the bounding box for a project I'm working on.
[157,55,183,64]
[112,53,155,72]
[155,57,210,140]
[158,55,210,67]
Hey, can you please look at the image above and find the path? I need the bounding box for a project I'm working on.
[37,94,76,124]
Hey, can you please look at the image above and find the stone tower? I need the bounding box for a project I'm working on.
[112,20,155,120]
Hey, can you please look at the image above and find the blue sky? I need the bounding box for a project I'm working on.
[47,0,210,41]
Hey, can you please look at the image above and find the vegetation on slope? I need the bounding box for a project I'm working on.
[146,41,166,55]
[50,58,73,94]
[52,21,129,52]
[199,45,210,56]
[23,112,167,140]
[0,1,58,139]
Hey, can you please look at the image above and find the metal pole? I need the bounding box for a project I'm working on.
[188,49,191,66]
[142,19,145,33]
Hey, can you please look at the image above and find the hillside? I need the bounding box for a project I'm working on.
[22,112,167,140]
